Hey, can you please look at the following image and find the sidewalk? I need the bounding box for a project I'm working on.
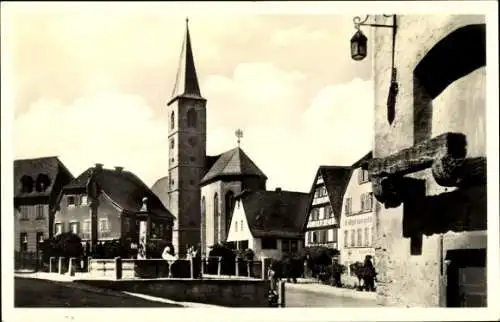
[14,272,225,308]
[285,280,376,301]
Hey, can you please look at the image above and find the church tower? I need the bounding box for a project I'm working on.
[167,19,207,256]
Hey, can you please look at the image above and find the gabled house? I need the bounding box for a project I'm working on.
[14,156,74,252]
[338,152,375,278]
[226,188,309,260]
[54,163,175,250]
[304,166,353,250]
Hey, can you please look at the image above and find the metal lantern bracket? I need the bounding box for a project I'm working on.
[353,14,399,125]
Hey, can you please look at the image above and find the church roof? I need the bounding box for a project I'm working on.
[61,166,175,222]
[14,156,74,198]
[201,147,267,185]
[168,18,204,106]
[151,176,170,210]
[236,190,310,239]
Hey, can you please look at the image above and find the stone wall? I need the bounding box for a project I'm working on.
[371,15,487,307]
[78,278,269,307]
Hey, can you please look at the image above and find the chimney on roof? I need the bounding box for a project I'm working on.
[115,166,124,173]
[141,197,148,212]
[275,187,282,192]
[95,163,104,170]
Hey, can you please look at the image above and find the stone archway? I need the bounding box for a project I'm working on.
[413,23,486,144]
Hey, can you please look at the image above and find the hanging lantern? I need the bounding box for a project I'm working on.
[350,29,368,61]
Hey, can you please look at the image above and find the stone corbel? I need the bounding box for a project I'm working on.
[363,132,486,208]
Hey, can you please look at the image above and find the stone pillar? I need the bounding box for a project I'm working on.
[235,258,239,276]
[190,257,194,279]
[88,257,93,273]
[261,258,267,280]
[58,257,63,274]
[201,257,205,276]
[278,280,286,307]
[115,257,122,280]
[247,261,251,278]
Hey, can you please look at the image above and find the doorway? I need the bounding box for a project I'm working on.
[446,248,486,307]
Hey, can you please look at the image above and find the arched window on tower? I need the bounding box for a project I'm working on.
[214,193,220,244]
[170,111,175,130]
[225,191,235,236]
[187,108,197,128]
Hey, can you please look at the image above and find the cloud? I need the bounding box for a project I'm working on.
[14,92,170,185]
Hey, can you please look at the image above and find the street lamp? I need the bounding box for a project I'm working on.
[351,15,399,125]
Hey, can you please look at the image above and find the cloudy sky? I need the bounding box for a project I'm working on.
[5,3,374,192]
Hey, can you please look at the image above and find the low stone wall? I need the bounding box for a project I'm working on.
[77,278,270,307]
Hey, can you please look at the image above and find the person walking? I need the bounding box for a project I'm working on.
[363,255,376,292]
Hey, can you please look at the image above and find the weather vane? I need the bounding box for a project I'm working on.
[235,129,244,147]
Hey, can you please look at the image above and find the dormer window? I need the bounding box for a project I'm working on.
[35,174,51,192]
[20,175,34,193]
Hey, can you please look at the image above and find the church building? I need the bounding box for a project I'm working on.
[152,19,267,257]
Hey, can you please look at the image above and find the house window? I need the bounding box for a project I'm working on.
[240,220,244,231]
[170,138,175,149]
[261,237,277,249]
[344,230,349,248]
[358,169,369,184]
[367,192,373,211]
[344,197,352,215]
[70,222,79,235]
[364,227,370,246]
[83,220,90,238]
[312,231,317,244]
[357,229,362,247]
[291,239,298,252]
[19,206,29,220]
[350,229,355,247]
[170,111,175,129]
[99,218,110,232]
[20,232,28,252]
[123,218,131,233]
[81,195,88,206]
[187,108,197,128]
[20,175,34,193]
[235,221,238,232]
[35,204,44,219]
[238,240,249,250]
[67,196,76,207]
[55,223,63,235]
[325,206,333,219]
[36,232,44,252]
[328,229,337,242]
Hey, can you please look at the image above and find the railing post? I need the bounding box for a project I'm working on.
[190,257,194,279]
[235,258,239,277]
[69,257,76,276]
[115,257,122,280]
[303,260,308,278]
[278,280,286,308]
[58,257,63,274]
[217,257,222,276]
[49,256,55,273]
[247,260,251,278]
[201,257,205,276]
[261,258,266,280]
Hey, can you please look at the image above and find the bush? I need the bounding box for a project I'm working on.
[207,243,236,275]
[42,232,83,260]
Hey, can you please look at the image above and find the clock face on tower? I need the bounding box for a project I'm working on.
[188,136,197,147]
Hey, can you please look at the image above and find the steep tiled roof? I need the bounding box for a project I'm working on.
[320,166,353,217]
[304,165,353,228]
[351,151,373,168]
[237,190,309,239]
[151,176,170,210]
[201,147,267,185]
[63,167,174,221]
[14,156,73,198]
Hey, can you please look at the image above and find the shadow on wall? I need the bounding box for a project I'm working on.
[413,23,486,145]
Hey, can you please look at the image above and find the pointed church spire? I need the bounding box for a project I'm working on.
[168,18,204,106]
